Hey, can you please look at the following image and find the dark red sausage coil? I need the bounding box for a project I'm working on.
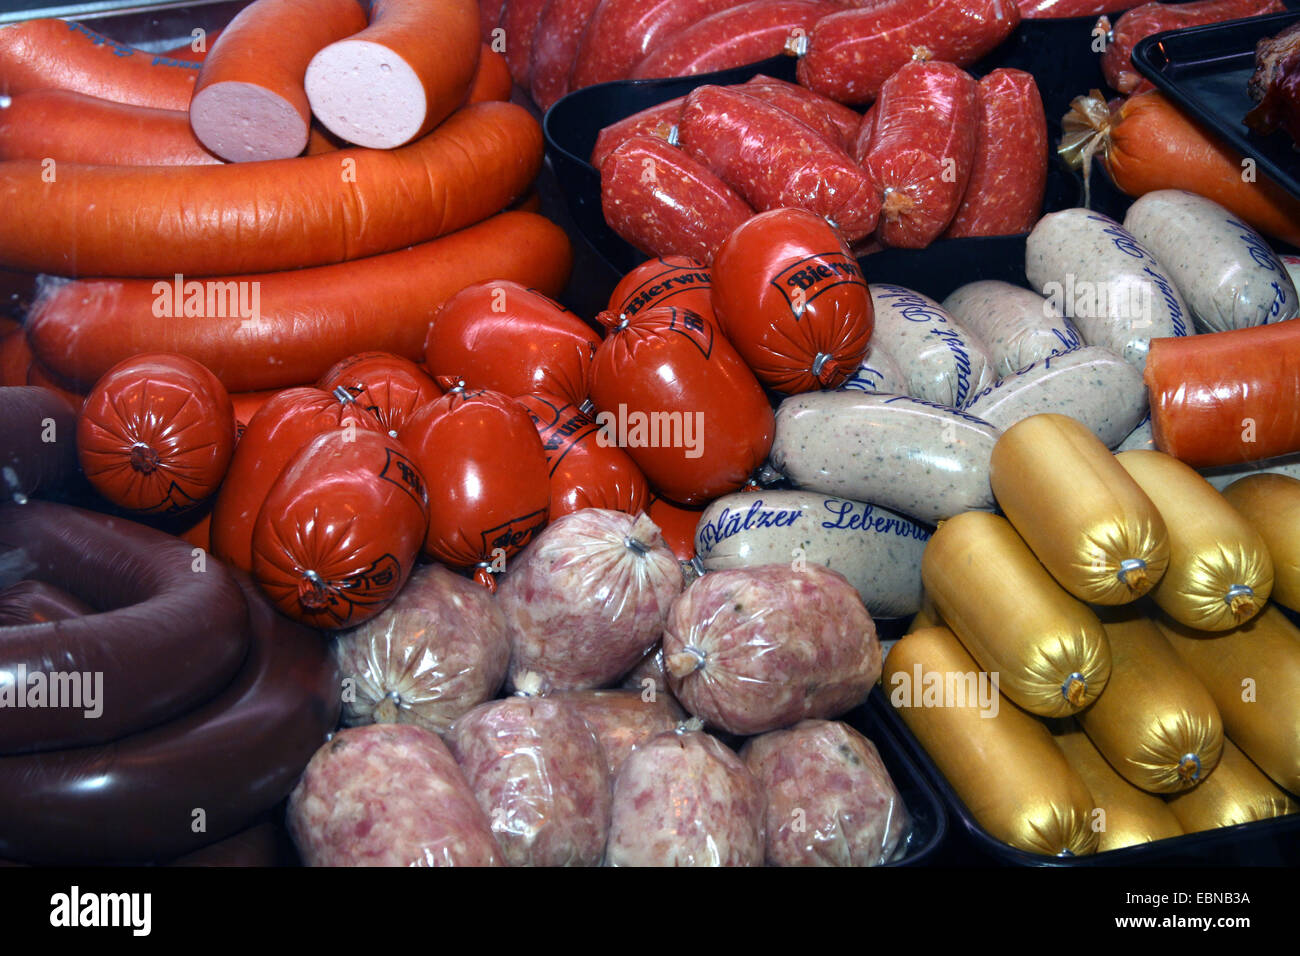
[0,385,80,504]
[0,580,94,625]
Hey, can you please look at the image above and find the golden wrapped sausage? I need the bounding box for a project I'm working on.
[906,591,945,635]
[991,414,1169,604]
[1116,450,1272,630]
[1221,474,1300,612]
[1156,606,1300,794]
[1165,739,1298,835]
[885,626,1098,857]
[922,510,1111,716]
[1054,726,1184,852]
[1077,610,1222,793]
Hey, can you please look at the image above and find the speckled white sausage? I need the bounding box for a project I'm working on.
[693,489,929,618]
[1122,190,1298,333]
[837,341,909,394]
[1026,208,1191,370]
[1116,414,1156,453]
[941,279,1082,377]
[868,283,997,408]
[963,346,1146,448]
[769,391,1001,525]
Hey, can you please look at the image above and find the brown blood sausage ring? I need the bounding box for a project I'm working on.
[0,501,250,754]
[0,386,79,505]
[0,579,94,625]
[0,570,339,864]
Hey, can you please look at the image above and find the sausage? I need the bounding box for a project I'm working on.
[77,353,236,515]
[605,729,764,866]
[607,254,714,322]
[251,428,429,628]
[423,279,598,407]
[499,510,682,692]
[1103,0,1285,95]
[885,626,1099,856]
[990,414,1170,605]
[317,351,441,438]
[619,642,685,705]
[1025,209,1191,371]
[940,280,1082,378]
[590,97,683,168]
[1121,189,1299,333]
[397,387,550,580]
[590,305,775,505]
[0,100,541,277]
[645,494,703,563]
[1144,320,1300,467]
[663,563,880,734]
[740,720,910,866]
[0,19,199,109]
[160,29,222,61]
[1117,413,1155,452]
[288,723,502,866]
[529,0,604,109]
[630,0,836,80]
[736,74,861,151]
[27,210,571,392]
[1167,738,1299,834]
[0,501,249,754]
[25,361,84,412]
[446,695,611,866]
[600,134,754,265]
[769,391,1001,524]
[864,61,979,249]
[1017,0,1130,14]
[867,284,997,409]
[551,689,682,775]
[944,68,1047,238]
[572,0,744,88]
[0,571,338,864]
[836,342,908,394]
[502,0,551,83]
[677,85,880,243]
[1116,450,1273,630]
[515,393,652,517]
[305,0,479,149]
[695,490,929,619]
[922,510,1112,716]
[964,346,1147,448]
[0,580,94,625]
[796,0,1021,106]
[333,562,510,734]
[467,45,512,103]
[1202,452,1300,491]
[710,208,873,393]
[1221,474,1300,611]
[0,89,221,164]
[0,385,79,503]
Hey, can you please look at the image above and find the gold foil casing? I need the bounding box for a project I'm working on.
[991,414,1170,605]
[1165,739,1298,834]
[886,626,1099,857]
[1222,473,1300,613]
[922,510,1111,716]
[1117,450,1272,630]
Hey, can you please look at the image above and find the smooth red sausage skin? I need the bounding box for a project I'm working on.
[572,0,744,88]
[317,351,442,436]
[0,18,199,108]
[608,255,714,322]
[190,0,367,162]
[305,0,480,148]
[0,100,542,277]
[945,68,1047,238]
[467,46,512,103]
[25,211,573,392]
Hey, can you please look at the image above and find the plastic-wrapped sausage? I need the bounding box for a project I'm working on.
[499,510,682,692]
[1165,739,1299,834]
[605,729,764,866]
[0,385,79,504]
[0,580,93,625]
[663,563,881,734]
[736,74,862,151]
[333,562,510,735]
[556,688,683,775]
[446,695,611,866]
[836,343,908,394]
[607,254,714,323]
[288,723,502,866]
[1222,474,1300,610]
[590,97,684,169]
[316,351,442,438]
[940,280,1082,378]
[572,0,743,88]
[741,720,911,866]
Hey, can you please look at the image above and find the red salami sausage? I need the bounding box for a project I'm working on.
[607,255,715,323]
[711,208,873,392]
[600,134,754,264]
[737,74,862,151]
[503,0,551,83]
[944,68,1047,238]
[1017,0,1131,15]
[529,0,604,109]
[480,0,506,38]
[796,0,1020,106]
[573,0,744,87]
[590,97,683,168]
[678,85,880,242]
[317,351,442,438]
[864,61,979,248]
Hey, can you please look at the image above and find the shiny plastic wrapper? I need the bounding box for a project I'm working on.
[1165,738,1299,834]
[663,563,880,735]
[1222,474,1300,611]
[554,688,683,776]
[941,280,1082,379]
[333,562,511,735]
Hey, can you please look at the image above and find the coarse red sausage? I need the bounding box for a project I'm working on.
[77,353,236,515]
[851,101,877,163]
[481,0,507,39]
[736,74,861,151]
[572,0,745,88]
[317,351,442,438]
[677,85,879,242]
[0,99,541,277]
[529,0,604,109]
[590,96,683,168]
[944,68,1047,238]
[796,0,1020,106]
[600,134,754,264]
[864,61,980,248]
[503,0,551,83]
[0,19,199,109]
[1017,0,1131,15]
[190,0,368,162]
[630,0,836,80]
[305,0,480,149]
[25,211,573,392]
[607,255,715,323]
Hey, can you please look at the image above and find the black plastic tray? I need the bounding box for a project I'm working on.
[869,687,1300,866]
[1132,10,1300,202]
